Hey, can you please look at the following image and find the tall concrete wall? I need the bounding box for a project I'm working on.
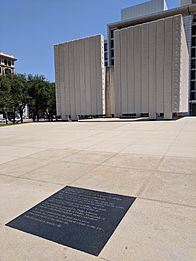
[105,67,115,116]
[54,35,105,120]
[114,15,189,119]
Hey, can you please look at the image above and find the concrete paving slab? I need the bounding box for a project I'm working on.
[0,175,62,225]
[21,161,99,185]
[73,165,154,197]
[158,156,196,175]
[64,150,115,165]
[0,225,100,261]
[121,143,170,156]
[0,158,49,177]
[0,118,196,260]
[0,145,44,164]
[100,199,196,261]
[166,145,196,158]
[140,171,196,207]
[27,148,78,161]
[103,153,162,170]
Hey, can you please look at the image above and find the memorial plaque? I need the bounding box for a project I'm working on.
[6,186,136,256]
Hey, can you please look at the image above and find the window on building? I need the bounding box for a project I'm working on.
[191,70,196,79]
[192,26,196,35]
[5,68,11,75]
[191,81,196,91]
[192,37,196,46]
[192,48,196,57]
[191,91,196,100]
[0,67,1,75]
[192,59,196,68]
[8,60,11,66]
[4,59,7,65]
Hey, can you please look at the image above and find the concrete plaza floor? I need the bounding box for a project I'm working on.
[0,117,196,261]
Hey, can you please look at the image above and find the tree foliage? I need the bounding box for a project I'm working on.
[0,74,56,123]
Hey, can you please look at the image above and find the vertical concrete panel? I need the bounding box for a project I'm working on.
[127,27,135,113]
[121,29,128,114]
[74,40,81,115]
[134,26,142,114]
[84,38,91,114]
[54,45,61,116]
[172,16,181,112]
[79,39,86,115]
[68,42,76,119]
[61,44,66,118]
[105,67,115,116]
[141,24,149,113]
[59,45,65,118]
[179,16,189,113]
[95,36,100,113]
[148,22,157,119]
[114,30,121,115]
[101,36,106,115]
[91,37,96,114]
[94,36,99,114]
[156,19,164,113]
[164,17,173,119]
[63,44,71,117]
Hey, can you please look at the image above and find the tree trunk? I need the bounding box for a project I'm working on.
[20,110,23,123]
[13,109,16,124]
[5,111,8,124]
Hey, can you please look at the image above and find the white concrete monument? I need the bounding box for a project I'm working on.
[54,35,105,120]
[114,14,189,119]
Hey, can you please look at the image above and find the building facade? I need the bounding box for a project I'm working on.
[107,1,196,115]
[121,0,168,21]
[0,52,17,76]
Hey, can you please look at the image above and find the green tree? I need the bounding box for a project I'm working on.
[10,74,29,123]
[45,82,56,121]
[27,75,56,121]
[0,75,13,124]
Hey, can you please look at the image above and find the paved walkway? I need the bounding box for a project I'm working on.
[0,117,196,261]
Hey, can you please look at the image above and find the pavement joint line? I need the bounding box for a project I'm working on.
[68,135,156,185]
[137,196,196,209]
[0,149,47,167]
[162,120,188,158]
[0,161,50,179]
[99,257,110,261]
[0,172,65,187]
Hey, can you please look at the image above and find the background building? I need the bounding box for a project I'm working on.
[0,52,17,76]
[121,0,168,21]
[108,0,168,66]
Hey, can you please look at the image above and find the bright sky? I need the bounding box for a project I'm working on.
[1,0,180,82]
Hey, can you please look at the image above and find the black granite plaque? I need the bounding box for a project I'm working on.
[6,186,136,256]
